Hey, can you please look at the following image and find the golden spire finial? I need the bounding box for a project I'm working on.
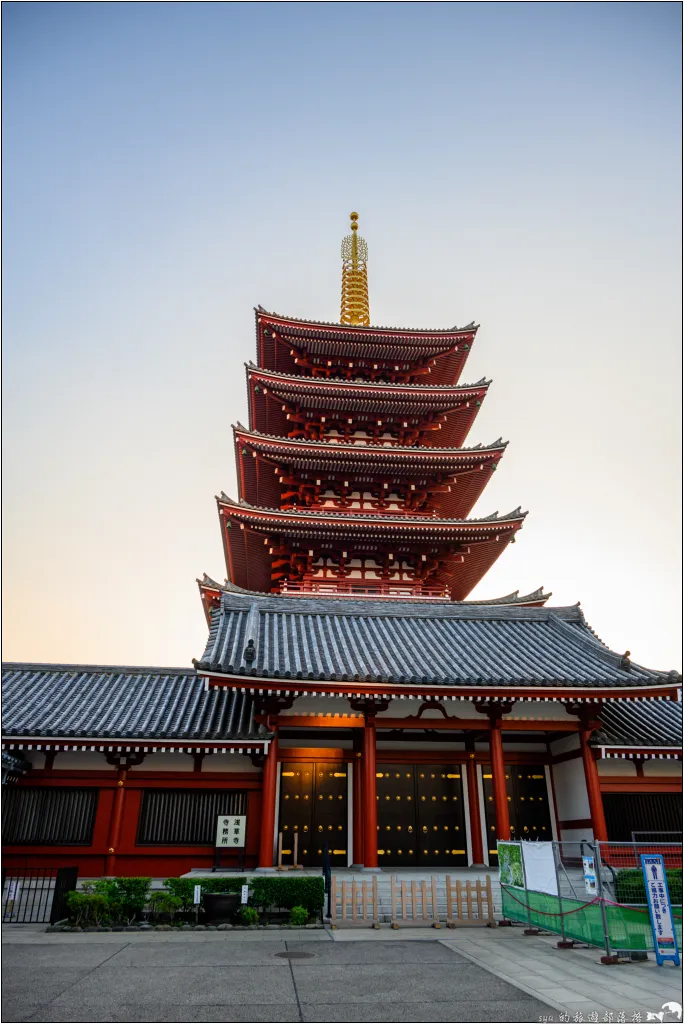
[340,211,370,326]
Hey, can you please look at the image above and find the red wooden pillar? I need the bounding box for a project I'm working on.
[352,738,364,866]
[362,714,379,870]
[579,727,608,842]
[465,751,484,864]
[105,769,127,876]
[489,717,510,840]
[258,731,279,868]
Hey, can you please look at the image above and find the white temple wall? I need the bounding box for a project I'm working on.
[551,757,590,830]
[596,759,637,776]
[549,734,580,756]
[129,753,192,771]
[643,760,682,777]
[201,753,260,772]
[54,751,110,771]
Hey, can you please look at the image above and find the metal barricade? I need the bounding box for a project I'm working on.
[499,839,682,959]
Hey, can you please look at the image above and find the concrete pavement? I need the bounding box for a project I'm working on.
[2,924,682,1023]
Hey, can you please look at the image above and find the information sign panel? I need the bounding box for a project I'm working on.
[215,815,246,849]
[640,853,681,966]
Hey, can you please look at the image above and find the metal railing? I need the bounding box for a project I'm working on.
[2,866,78,924]
[280,579,449,600]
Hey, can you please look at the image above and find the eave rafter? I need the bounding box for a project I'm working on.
[233,426,507,517]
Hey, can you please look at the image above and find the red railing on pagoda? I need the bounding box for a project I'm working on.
[279,578,450,600]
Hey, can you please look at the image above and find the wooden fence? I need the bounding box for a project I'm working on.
[329,876,379,928]
[445,875,495,927]
[390,876,441,928]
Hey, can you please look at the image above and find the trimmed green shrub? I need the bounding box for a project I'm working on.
[80,877,151,925]
[289,905,309,926]
[240,905,259,926]
[66,891,108,926]
[161,876,325,916]
[250,877,324,915]
[615,868,682,905]
[148,891,183,920]
[162,877,249,911]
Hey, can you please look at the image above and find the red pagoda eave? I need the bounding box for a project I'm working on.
[233,426,507,463]
[247,365,490,401]
[233,427,506,518]
[216,497,525,600]
[256,308,478,343]
[197,671,682,704]
[216,495,526,537]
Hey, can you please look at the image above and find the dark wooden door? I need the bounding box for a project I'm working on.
[513,768,553,841]
[376,764,467,868]
[377,766,417,867]
[278,762,348,867]
[483,764,552,865]
[416,767,467,867]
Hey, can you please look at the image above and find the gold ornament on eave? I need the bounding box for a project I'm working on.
[340,211,370,326]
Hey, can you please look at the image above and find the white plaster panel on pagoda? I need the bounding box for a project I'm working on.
[129,753,192,772]
[202,753,260,772]
[548,733,581,756]
[643,760,682,777]
[551,759,590,821]
[596,759,637,777]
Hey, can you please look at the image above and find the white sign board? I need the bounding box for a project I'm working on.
[193,885,202,905]
[6,880,21,903]
[582,855,597,896]
[215,815,246,849]
[521,842,558,897]
[641,854,681,966]
[241,885,249,905]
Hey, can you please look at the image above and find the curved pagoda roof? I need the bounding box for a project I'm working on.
[234,425,507,467]
[255,307,478,345]
[217,496,526,600]
[255,308,478,385]
[247,366,490,448]
[194,591,682,702]
[233,426,507,519]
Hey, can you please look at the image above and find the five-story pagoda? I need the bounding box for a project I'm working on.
[218,213,525,603]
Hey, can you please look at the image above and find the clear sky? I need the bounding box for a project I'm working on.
[2,2,681,672]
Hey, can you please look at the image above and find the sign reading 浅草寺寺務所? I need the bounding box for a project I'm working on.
[640,853,681,966]
[215,815,246,849]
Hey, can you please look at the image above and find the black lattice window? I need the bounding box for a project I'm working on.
[136,789,248,845]
[2,787,98,845]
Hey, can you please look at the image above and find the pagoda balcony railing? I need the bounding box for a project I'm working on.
[279,578,450,601]
[282,503,437,516]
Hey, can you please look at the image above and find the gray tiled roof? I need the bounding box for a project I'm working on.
[195,592,681,688]
[592,699,683,748]
[1,665,263,742]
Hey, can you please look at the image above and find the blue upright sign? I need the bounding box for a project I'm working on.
[640,854,681,966]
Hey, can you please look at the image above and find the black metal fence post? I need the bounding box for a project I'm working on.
[322,842,332,919]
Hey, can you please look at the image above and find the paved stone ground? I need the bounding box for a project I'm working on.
[3,924,682,1023]
[1,929,550,1023]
